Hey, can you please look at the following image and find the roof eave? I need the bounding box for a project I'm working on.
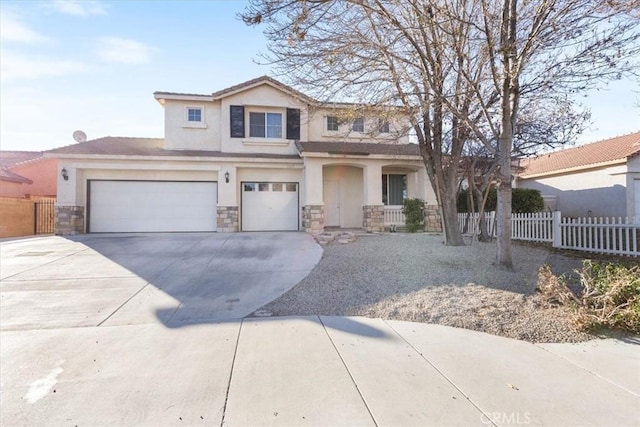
[518,158,628,179]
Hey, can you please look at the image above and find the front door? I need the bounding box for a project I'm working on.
[323,180,340,226]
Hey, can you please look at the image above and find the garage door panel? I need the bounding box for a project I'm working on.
[89,181,217,232]
[242,182,298,231]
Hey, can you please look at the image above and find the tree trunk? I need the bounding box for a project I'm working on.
[495,177,513,269]
[475,187,491,242]
[440,189,464,246]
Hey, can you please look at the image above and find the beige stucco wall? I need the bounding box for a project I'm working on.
[163,99,221,151]
[518,163,628,217]
[307,107,410,144]
[162,83,414,155]
[220,85,308,155]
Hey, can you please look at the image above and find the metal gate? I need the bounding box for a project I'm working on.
[34,199,55,234]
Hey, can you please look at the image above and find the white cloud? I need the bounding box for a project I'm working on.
[0,11,49,44]
[0,49,88,82]
[97,37,154,65]
[50,0,107,17]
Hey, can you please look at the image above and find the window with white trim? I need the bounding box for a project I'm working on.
[249,112,282,138]
[352,117,365,132]
[378,119,390,133]
[327,116,339,131]
[382,174,407,205]
[187,108,202,123]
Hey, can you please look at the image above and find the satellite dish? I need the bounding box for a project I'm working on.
[73,130,87,143]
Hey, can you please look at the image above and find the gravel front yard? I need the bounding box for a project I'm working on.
[254,233,598,343]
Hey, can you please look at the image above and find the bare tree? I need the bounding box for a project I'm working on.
[242,0,639,266]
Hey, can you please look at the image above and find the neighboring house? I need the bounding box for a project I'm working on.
[0,151,57,198]
[46,76,436,234]
[516,131,640,219]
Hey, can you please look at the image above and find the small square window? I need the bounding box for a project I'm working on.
[378,120,390,133]
[244,183,256,192]
[187,108,202,122]
[272,183,283,191]
[286,183,297,192]
[352,117,364,132]
[327,116,339,132]
[259,183,269,192]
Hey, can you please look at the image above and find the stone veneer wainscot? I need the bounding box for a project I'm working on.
[217,206,239,232]
[362,205,384,233]
[56,206,85,235]
[302,205,324,233]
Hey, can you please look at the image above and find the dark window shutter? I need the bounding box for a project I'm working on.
[230,105,245,138]
[286,108,300,140]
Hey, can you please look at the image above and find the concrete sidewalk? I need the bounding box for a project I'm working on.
[2,315,638,426]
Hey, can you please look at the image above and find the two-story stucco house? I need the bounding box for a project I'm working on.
[47,76,436,234]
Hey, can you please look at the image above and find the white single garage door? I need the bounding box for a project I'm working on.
[89,180,217,232]
[242,182,299,231]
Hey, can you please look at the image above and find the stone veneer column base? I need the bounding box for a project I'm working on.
[363,205,385,233]
[56,206,85,235]
[302,205,324,233]
[424,205,443,232]
[217,206,239,232]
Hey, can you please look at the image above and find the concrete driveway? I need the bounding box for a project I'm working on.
[1,233,322,330]
[1,234,638,426]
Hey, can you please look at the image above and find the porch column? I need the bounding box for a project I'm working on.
[56,165,85,235]
[217,166,239,232]
[301,159,324,233]
[363,163,384,232]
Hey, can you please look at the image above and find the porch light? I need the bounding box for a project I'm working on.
[224,171,230,183]
[61,168,69,181]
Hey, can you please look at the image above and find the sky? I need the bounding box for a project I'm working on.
[1,0,639,152]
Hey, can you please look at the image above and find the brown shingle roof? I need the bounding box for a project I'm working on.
[519,131,640,178]
[296,140,421,157]
[45,136,301,160]
[0,151,43,168]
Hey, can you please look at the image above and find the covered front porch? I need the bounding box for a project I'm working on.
[299,156,436,233]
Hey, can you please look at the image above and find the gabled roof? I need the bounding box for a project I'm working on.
[154,76,316,105]
[0,168,33,184]
[209,75,315,103]
[0,151,43,168]
[45,136,301,160]
[519,131,640,178]
[296,140,421,157]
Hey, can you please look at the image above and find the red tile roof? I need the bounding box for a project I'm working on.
[519,131,640,178]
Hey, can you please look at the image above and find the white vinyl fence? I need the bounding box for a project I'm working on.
[458,211,639,257]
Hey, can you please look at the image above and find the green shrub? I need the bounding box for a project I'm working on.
[457,187,543,213]
[403,198,424,233]
[512,188,544,213]
[537,261,640,333]
[456,187,496,213]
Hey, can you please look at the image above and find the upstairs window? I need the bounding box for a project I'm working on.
[378,119,390,133]
[352,117,365,132]
[250,112,282,138]
[187,108,202,122]
[327,116,339,132]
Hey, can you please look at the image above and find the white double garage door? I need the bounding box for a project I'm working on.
[88,180,299,232]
